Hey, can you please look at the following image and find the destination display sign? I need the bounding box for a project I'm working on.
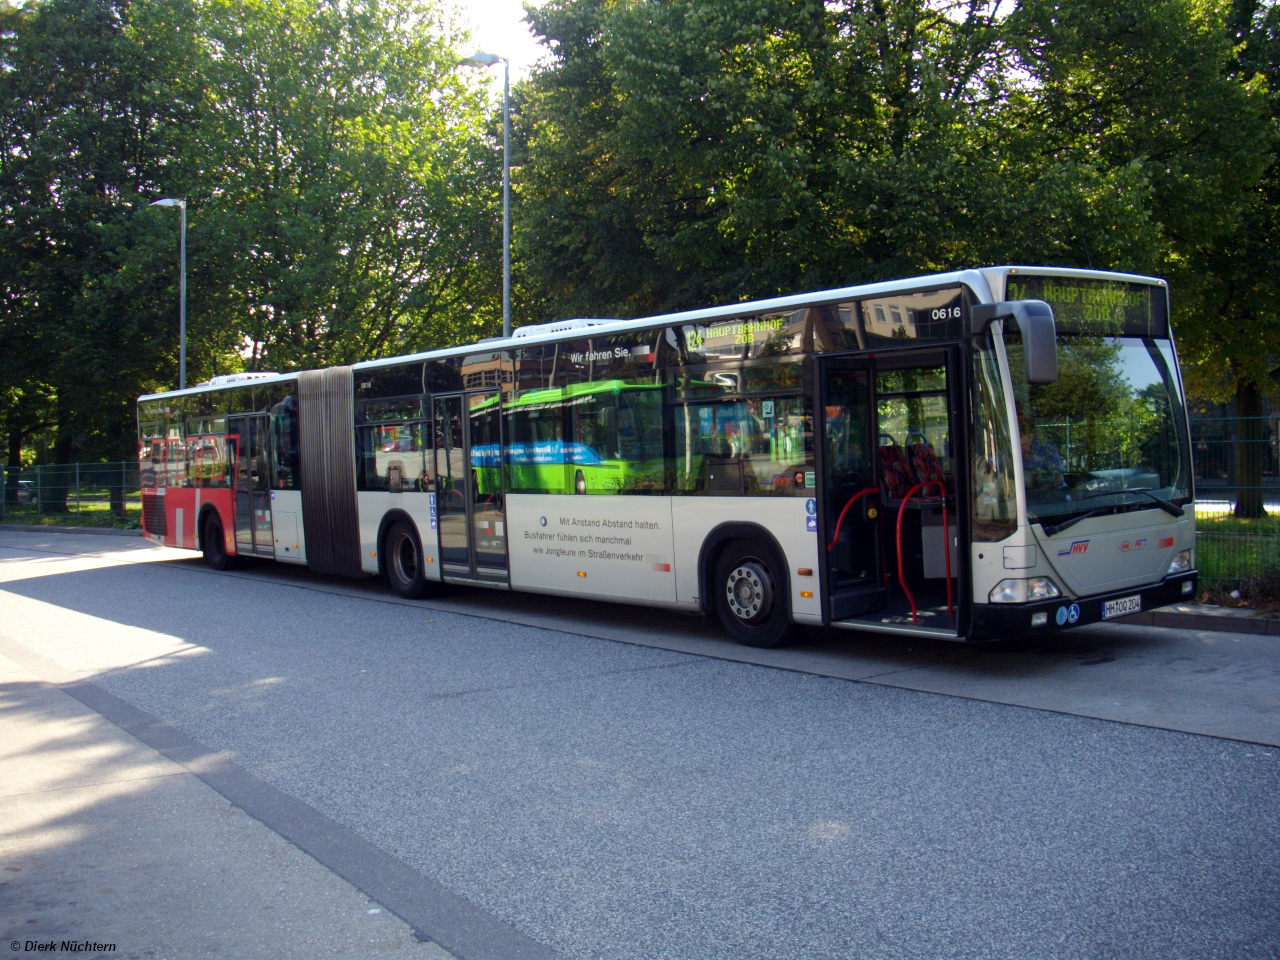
[1006,275,1167,338]
[684,314,792,360]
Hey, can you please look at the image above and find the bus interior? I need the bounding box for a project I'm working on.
[821,348,964,636]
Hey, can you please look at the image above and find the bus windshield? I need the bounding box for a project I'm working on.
[1006,333,1192,532]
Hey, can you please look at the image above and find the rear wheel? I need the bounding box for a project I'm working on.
[385,520,430,599]
[201,513,236,571]
[713,538,796,648]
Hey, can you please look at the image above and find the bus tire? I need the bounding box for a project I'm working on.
[713,539,796,648]
[385,520,430,599]
[575,470,586,495]
[202,513,236,571]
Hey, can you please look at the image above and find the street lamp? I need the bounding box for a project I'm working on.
[150,198,187,389]
[461,51,511,340]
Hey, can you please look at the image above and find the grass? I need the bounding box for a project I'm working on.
[2,497,142,530]
[1193,506,1280,605]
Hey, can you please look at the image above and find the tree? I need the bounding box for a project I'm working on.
[516,0,1175,321]
[1168,0,1280,517]
[0,0,505,493]
[177,0,504,373]
[0,0,201,509]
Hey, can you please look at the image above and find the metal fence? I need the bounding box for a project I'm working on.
[1,462,141,524]
[1190,415,1280,591]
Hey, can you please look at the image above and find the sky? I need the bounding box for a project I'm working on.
[450,0,549,81]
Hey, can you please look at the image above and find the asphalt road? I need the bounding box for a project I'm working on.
[2,530,1278,960]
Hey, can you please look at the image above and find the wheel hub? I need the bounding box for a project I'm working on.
[394,537,417,581]
[726,562,772,622]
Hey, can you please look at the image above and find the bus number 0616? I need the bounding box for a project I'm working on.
[930,306,963,321]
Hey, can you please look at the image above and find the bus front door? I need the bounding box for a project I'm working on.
[432,393,508,584]
[819,351,966,637]
[228,413,274,558]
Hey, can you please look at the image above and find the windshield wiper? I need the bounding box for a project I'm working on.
[1038,487,1185,538]
[1039,509,1107,538]
[1083,486,1184,518]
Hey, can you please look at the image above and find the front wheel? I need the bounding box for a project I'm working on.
[385,520,431,599]
[201,513,237,571]
[713,539,796,648]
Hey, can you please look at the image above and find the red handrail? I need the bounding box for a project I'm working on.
[895,481,953,625]
[826,487,880,553]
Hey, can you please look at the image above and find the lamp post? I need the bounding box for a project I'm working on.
[461,51,511,340]
[150,198,187,389]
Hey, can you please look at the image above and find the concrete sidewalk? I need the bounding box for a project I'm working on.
[1119,602,1280,635]
[0,651,456,960]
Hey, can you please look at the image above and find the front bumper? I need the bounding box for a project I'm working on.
[970,571,1198,639]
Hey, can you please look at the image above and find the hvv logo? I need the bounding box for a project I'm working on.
[1057,540,1090,557]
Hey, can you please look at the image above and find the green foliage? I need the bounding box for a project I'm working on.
[518,0,1269,334]
[518,0,1279,524]
[0,0,203,462]
[180,0,503,370]
[0,0,505,471]
[1195,510,1280,586]
[1173,0,1280,403]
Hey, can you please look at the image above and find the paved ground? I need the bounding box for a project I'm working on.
[1,529,1279,959]
[0,652,456,960]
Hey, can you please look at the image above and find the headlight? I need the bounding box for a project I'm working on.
[989,577,1062,603]
[1168,549,1193,575]
[1027,577,1062,600]
[989,579,1027,603]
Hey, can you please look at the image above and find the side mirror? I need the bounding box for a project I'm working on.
[971,300,1059,384]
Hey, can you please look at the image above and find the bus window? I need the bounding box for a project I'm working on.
[269,392,299,489]
[673,395,812,495]
[621,388,665,463]
[876,366,951,499]
[164,438,186,490]
[505,391,569,495]
[189,436,231,488]
[573,396,616,462]
[357,423,427,491]
[503,381,670,496]
[970,338,1017,540]
[469,396,504,502]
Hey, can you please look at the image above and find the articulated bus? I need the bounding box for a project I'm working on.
[137,266,1196,646]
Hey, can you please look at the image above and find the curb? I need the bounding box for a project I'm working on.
[0,523,142,538]
[1117,604,1280,636]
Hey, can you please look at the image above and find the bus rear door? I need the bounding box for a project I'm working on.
[228,413,274,558]
[431,392,508,583]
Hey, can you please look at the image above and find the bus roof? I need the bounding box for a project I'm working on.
[140,266,1166,401]
[139,369,298,403]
